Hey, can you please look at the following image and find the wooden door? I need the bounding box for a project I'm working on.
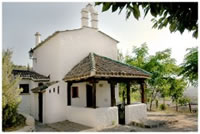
[38,92,43,122]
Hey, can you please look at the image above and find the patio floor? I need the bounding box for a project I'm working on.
[35,120,92,132]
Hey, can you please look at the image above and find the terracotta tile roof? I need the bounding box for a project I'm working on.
[63,53,151,81]
[12,69,50,81]
[31,81,58,93]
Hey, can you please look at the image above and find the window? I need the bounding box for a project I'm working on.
[72,87,79,98]
[20,84,29,94]
[57,86,59,94]
[53,88,55,93]
[49,89,51,93]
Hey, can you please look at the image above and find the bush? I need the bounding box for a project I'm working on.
[160,104,167,110]
[2,50,22,129]
[3,105,18,128]
[3,112,26,131]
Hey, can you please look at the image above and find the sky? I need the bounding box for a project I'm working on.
[3,2,198,67]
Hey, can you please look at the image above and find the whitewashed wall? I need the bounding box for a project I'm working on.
[125,103,147,124]
[33,27,118,81]
[71,82,87,107]
[43,81,67,123]
[66,106,118,128]
[18,80,38,117]
[43,80,119,124]
[71,81,119,108]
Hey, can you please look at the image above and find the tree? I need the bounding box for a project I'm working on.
[123,44,178,110]
[144,49,178,110]
[179,47,198,86]
[125,43,149,68]
[169,78,187,111]
[2,49,22,128]
[95,2,198,38]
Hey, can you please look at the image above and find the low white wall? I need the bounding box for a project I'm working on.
[125,103,147,124]
[66,106,118,128]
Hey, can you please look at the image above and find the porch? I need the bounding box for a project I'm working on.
[63,53,151,127]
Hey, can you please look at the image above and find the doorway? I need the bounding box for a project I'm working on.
[86,84,93,107]
[118,104,125,125]
[38,92,43,122]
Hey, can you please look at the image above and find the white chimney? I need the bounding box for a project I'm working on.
[91,12,98,29]
[81,8,89,28]
[81,4,98,29]
[35,32,41,46]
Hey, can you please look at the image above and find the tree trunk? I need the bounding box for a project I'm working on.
[150,99,153,111]
[156,99,159,109]
[176,100,178,112]
[189,103,192,113]
[149,90,158,111]
[163,97,165,105]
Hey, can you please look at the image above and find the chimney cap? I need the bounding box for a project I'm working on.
[81,8,88,12]
[35,32,41,36]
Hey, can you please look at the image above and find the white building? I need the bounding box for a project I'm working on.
[13,4,150,128]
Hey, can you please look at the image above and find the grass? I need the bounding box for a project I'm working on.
[3,114,26,132]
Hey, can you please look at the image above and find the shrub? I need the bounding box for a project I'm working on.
[2,50,22,129]
[160,104,167,110]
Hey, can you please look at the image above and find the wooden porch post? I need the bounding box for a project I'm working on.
[126,81,131,105]
[109,80,117,106]
[92,81,96,108]
[67,82,72,106]
[140,82,145,103]
[111,82,116,106]
[89,79,98,108]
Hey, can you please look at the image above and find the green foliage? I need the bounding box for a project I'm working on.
[160,104,167,110]
[95,2,198,38]
[131,90,141,102]
[119,43,189,111]
[125,43,149,69]
[13,64,27,70]
[2,49,22,128]
[178,97,190,106]
[144,48,178,99]
[169,78,187,103]
[179,47,198,86]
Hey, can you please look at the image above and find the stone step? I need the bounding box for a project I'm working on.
[130,119,178,128]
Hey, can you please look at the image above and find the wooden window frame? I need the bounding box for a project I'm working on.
[72,87,79,98]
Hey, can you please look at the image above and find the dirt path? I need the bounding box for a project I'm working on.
[99,111,198,132]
